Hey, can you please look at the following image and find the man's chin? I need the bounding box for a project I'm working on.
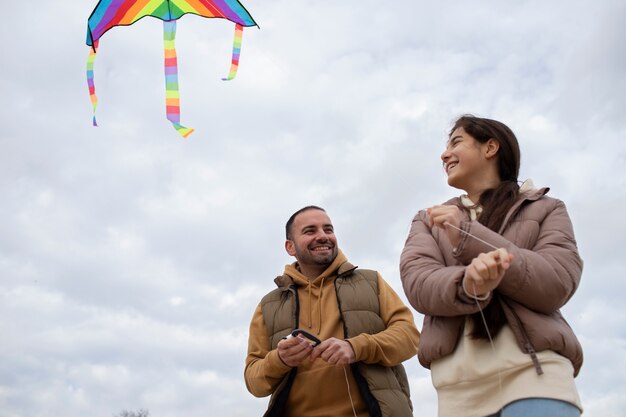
[313,252,337,265]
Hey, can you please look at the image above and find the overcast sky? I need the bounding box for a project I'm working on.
[1,0,625,416]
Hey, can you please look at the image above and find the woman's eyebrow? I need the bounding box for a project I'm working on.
[446,135,462,146]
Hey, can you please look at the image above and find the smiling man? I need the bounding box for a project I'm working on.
[244,206,420,417]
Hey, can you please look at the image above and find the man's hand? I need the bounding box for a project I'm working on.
[277,335,314,367]
[463,248,513,297]
[309,338,355,367]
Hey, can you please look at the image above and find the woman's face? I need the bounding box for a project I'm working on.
[441,127,493,192]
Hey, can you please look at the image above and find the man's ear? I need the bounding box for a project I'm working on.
[285,240,296,256]
[485,138,500,159]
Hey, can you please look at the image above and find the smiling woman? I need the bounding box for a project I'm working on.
[442,127,501,201]
[400,115,584,417]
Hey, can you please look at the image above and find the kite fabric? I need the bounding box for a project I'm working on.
[163,19,193,137]
[86,40,99,127]
[86,0,257,138]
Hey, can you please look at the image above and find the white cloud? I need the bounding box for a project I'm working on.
[1,0,625,416]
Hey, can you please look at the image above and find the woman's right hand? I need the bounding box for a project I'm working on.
[427,205,465,248]
[463,248,513,298]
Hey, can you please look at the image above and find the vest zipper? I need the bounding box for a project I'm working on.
[289,285,300,330]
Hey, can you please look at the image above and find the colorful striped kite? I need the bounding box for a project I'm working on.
[86,0,257,138]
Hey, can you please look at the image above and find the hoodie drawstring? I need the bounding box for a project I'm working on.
[306,280,313,329]
[317,277,325,335]
[305,277,325,335]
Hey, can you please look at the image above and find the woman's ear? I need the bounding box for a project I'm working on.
[484,138,500,159]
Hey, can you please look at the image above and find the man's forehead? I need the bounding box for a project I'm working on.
[294,209,333,228]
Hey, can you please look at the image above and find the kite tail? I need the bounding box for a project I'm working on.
[222,24,244,81]
[163,20,194,138]
[86,40,99,126]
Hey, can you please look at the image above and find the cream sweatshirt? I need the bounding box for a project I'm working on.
[431,318,582,417]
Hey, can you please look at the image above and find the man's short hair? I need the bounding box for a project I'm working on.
[285,205,326,240]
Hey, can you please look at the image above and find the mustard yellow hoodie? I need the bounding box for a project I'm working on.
[245,251,420,417]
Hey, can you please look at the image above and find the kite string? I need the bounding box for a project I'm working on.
[444,222,500,251]
[343,366,358,417]
[471,280,504,397]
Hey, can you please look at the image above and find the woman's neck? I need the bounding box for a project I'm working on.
[466,178,502,203]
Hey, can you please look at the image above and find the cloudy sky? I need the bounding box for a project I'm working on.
[1,0,625,416]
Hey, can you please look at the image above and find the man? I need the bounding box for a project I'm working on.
[245,206,420,417]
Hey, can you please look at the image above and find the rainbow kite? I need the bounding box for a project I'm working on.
[86,0,257,138]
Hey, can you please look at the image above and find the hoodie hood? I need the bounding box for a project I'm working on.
[273,250,353,333]
[273,249,353,289]
[285,249,349,286]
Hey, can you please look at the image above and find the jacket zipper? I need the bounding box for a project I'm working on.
[524,341,544,375]
[496,192,546,375]
[504,301,544,375]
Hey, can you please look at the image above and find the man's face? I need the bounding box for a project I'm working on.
[285,209,338,271]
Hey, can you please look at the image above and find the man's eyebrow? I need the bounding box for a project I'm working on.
[300,224,333,232]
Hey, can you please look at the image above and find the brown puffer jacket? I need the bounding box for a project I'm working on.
[399,187,584,376]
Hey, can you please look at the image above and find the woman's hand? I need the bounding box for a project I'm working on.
[427,205,465,248]
[463,248,513,298]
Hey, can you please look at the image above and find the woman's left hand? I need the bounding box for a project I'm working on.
[463,248,513,297]
[427,205,465,248]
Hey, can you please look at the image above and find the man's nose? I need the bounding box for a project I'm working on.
[315,232,328,241]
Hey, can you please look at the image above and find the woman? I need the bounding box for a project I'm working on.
[400,115,583,417]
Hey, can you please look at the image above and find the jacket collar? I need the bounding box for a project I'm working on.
[337,261,358,277]
[273,274,295,291]
[446,185,550,233]
[498,186,549,233]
